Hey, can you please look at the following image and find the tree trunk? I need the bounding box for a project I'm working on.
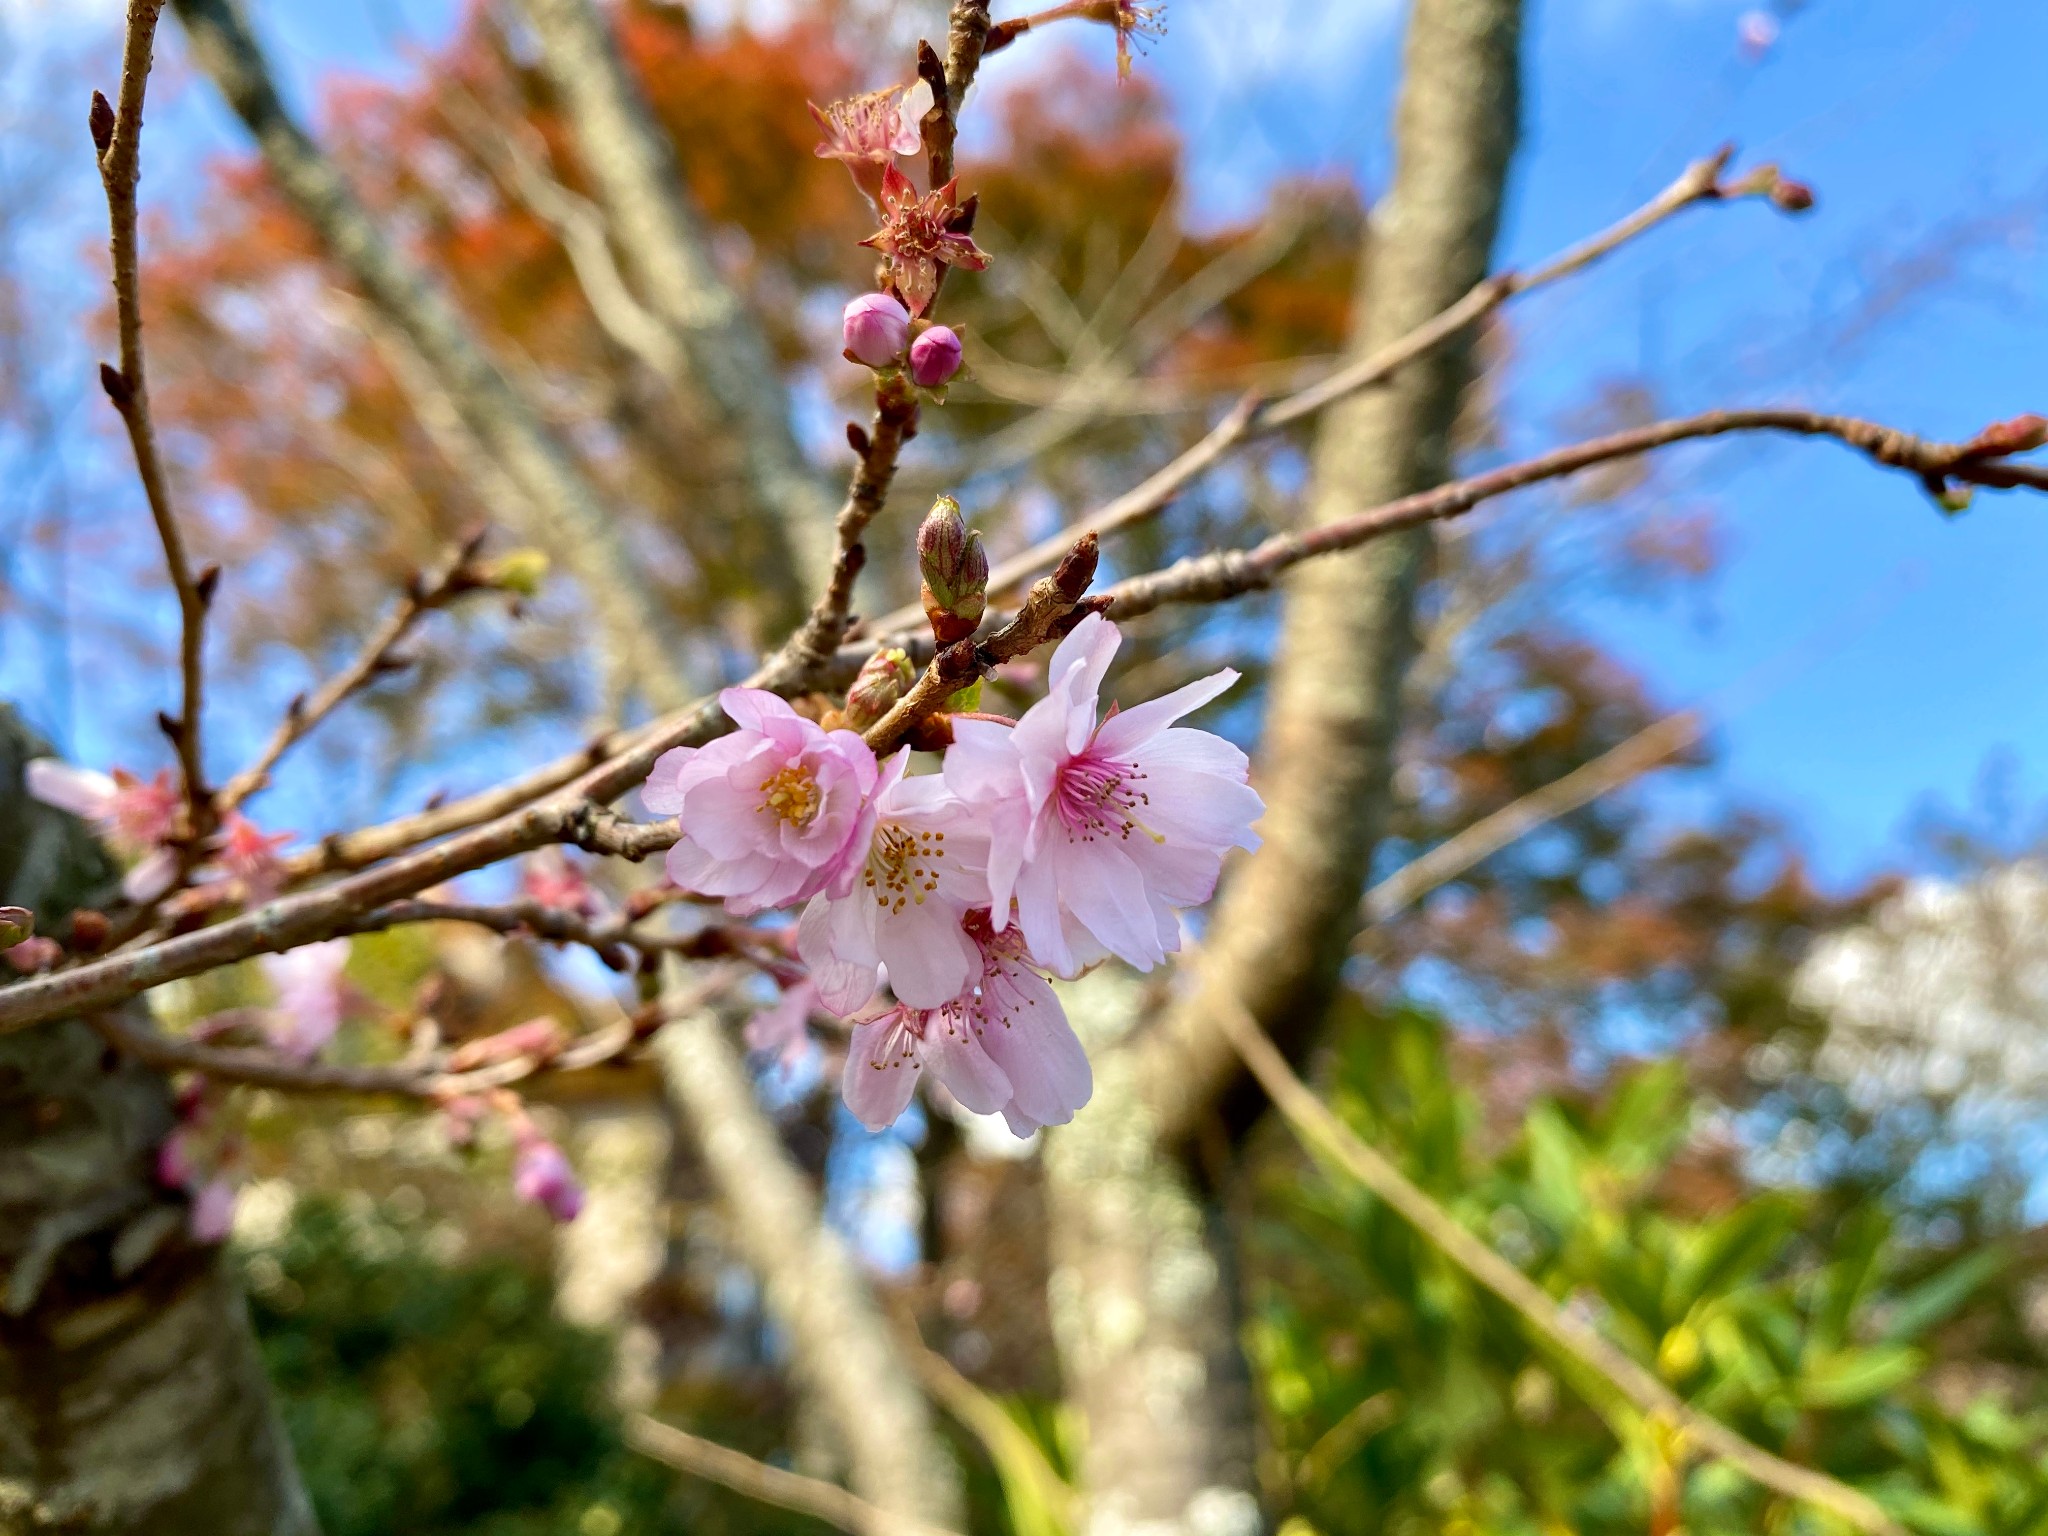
[1043,971,1261,1536]
[169,0,689,713]
[652,971,963,1528]
[1144,0,1524,1138]
[512,0,835,612]
[1047,0,1524,1527]
[0,708,317,1535]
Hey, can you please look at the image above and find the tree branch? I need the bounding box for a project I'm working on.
[1100,407,2048,622]
[95,0,211,837]
[215,532,497,816]
[168,0,691,713]
[859,146,1780,641]
[1208,989,1908,1536]
[626,1414,964,1536]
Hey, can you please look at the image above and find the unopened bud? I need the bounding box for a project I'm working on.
[909,325,963,388]
[68,909,109,952]
[482,547,549,598]
[1964,412,2048,459]
[843,648,917,730]
[918,496,989,643]
[0,907,32,948]
[843,291,911,369]
[1769,178,1814,213]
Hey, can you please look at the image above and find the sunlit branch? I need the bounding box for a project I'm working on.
[859,147,1777,640]
[214,532,499,817]
[625,1414,964,1536]
[95,0,212,841]
[1207,987,1908,1536]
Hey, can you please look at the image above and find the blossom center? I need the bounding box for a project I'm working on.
[759,763,823,827]
[1053,751,1156,844]
[864,823,946,914]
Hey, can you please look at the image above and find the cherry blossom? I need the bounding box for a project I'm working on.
[797,751,990,1015]
[744,979,821,1069]
[643,688,880,917]
[512,1133,585,1223]
[218,810,290,904]
[26,759,182,899]
[946,612,1262,975]
[522,847,599,916]
[260,937,351,1061]
[843,291,911,368]
[860,165,991,317]
[840,913,1090,1134]
[809,79,933,203]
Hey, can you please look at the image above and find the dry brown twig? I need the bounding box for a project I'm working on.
[94,0,212,840]
[7,400,2044,1034]
[214,530,502,816]
[626,1414,965,1536]
[858,147,1789,640]
[1207,987,1907,1536]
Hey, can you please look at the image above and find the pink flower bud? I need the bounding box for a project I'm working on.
[842,291,910,368]
[909,325,963,388]
[512,1135,585,1223]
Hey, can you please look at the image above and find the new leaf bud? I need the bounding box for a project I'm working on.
[918,495,989,644]
[843,648,917,731]
[483,547,550,597]
[0,907,32,949]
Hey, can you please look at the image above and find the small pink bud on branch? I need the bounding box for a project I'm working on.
[842,291,911,368]
[909,325,964,388]
[843,647,917,731]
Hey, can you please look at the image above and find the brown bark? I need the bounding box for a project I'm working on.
[651,973,964,1528]
[168,0,689,713]
[0,709,316,1535]
[1142,0,1524,1144]
[1044,2,1524,1530]
[511,0,834,612]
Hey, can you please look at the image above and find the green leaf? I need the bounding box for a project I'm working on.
[1796,1345,1924,1410]
[1881,1248,2007,1345]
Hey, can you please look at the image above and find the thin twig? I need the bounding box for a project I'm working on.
[1101,407,2048,621]
[7,401,2042,1034]
[858,149,1764,639]
[95,0,210,835]
[1359,710,1703,931]
[215,534,496,815]
[861,533,1103,752]
[1207,989,1908,1536]
[626,1414,965,1536]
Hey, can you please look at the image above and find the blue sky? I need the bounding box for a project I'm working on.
[5,0,2044,886]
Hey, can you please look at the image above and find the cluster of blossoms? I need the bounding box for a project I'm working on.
[644,610,1262,1135]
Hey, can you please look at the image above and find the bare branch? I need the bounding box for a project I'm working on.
[95,0,211,836]
[215,534,497,816]
[1102,407,2048,621]
[1208,987,1908,1536]
[626,1414,964,1536]
[860,148,1771,640]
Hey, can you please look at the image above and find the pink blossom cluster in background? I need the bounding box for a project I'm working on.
[644,614,1263,1134]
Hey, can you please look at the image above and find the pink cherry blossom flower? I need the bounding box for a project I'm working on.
[841,913,1090,1134]
[1736,8,1779,58]
[744,979,821,1069]
[908,325,963,388]
[798,750,991,1016]
[260,937,351,1061]
[945,612,1262,976]
[859,165,992,317]
[643,688,880,917]
[190,1176,238,1243]
[522,847,599,916]
[156,1127,196,1190]
[512,1134,585,1223]
[218,811,291,904]
[843,291,911,368]
[26,759,182,899]
[809,79,933,202]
